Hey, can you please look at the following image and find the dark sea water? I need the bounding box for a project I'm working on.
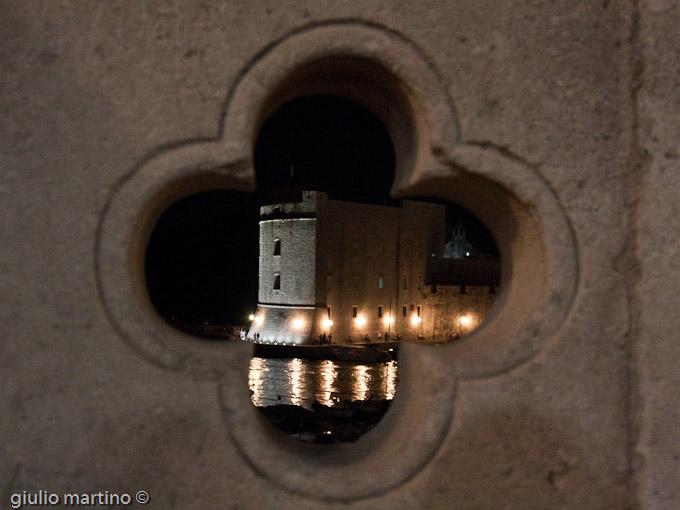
[249,357,398,410]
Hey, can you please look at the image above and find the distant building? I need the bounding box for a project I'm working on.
[247,190,500,345]
[444,219,479,258]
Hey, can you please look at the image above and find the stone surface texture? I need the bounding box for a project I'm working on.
[0,1,678,509]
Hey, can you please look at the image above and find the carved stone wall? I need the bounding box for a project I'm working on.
[2,1,679,509]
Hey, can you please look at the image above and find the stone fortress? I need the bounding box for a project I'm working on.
[247,190,499,345]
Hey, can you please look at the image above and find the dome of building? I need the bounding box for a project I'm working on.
[444,220,479,259]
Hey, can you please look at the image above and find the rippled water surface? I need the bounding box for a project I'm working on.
[249,357,398,410]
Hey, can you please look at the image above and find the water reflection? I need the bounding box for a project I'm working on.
[351,365,370,401]
[248,356,266,401]
[288,358,304,406]
[317,360,337,407]
[382,360,398,400]
[249,357,398,410]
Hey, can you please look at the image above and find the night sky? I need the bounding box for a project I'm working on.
[145,95,496,330]
[254,96,396,204]
[144,190,260,326]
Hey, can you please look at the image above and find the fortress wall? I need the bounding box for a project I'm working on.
[320,198,400,342]
[422,285,497,342]
[258,218,317,306]
[396,201,447,333]
[247,305,315,345]
[317,197,447,343]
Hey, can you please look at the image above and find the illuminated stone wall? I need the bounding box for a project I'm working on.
[251,192,448,344]
[318,197,450,344]
[317,196,402,342]
[257,217,317,306]
[422,285,497,342]
[318,197,397,342]
[316,196,453,343]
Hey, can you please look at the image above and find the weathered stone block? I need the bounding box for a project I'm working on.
[1,1,678,509]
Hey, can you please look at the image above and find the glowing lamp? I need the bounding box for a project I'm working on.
[322,318,333,329]
[384,316,395,325]
[292,318,305,330]
[355,315,367,327]
[459,315,472,327]
[248,314,255,321]
[411,315,422,326]
[254,315,264,325]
